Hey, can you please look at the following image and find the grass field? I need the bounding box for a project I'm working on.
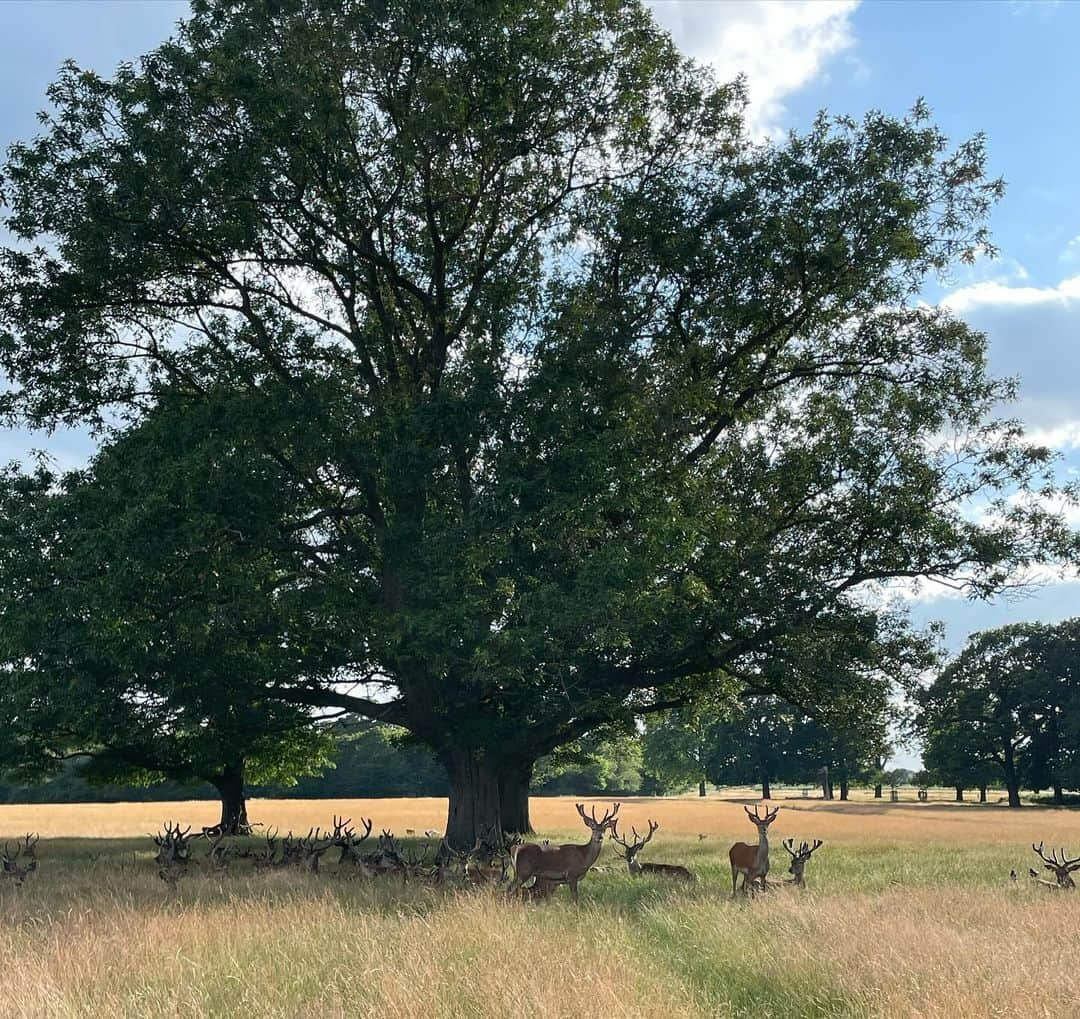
[1,793,1078,1019]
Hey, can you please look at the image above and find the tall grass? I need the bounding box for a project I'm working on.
[0,797,1075,1018]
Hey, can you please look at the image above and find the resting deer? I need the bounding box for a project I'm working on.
[729,804,779,896]
[506,802,620,902]
[298,827,335,873]
[432,840,469,885]
[611,820,693,880]
[206,830,232,874]
[781,838,823,888]
[465,826,512,885]
[253,827,281,871]
[332,816,374,875]
[1,834,38,885]
[152,821,193,887]
[1029,842,1080,889]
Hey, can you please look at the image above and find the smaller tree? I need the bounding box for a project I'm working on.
[918,624,1052,808]
[0,395,347,831]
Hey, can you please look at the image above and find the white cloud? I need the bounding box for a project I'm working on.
[647,0,859,136]
[1060,234,1080,265]
[940,274,1080,442]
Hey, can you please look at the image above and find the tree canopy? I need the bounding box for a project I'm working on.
[1,0,1076,842]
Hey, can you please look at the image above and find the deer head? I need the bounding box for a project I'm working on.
[744,803,779,839]
[782,838,823,886]
[576,802,621,840]
[611,819,658,873]
[1031,842,1080,888]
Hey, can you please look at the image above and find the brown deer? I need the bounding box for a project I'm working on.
[1,834,37,885]
[781,838,823,888]
[506,802,620,902]
[611,820,693,880]
[253,827,281,871]
[466,826,512,886]
[152,821,194,887]
[298,828,336,873]
[1029,842,1080,889]
[206,830,232,874]
[729,804,779,896]
[332,816,374,874]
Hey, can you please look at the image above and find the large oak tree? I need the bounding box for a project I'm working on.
[1,0,1076,843]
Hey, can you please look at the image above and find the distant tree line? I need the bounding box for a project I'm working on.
[917,619,1080,808]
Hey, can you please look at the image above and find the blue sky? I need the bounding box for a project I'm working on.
[1,1,1078,731]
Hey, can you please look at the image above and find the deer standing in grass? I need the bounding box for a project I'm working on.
[507,802,620,902]
[611,820,694,880]
[781,838,823,888]
[729,804,779,896]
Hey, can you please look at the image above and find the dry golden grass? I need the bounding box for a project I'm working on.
[3,791,1077,846]
[0,795,1077,1018]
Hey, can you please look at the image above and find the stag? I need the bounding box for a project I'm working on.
[781,838,824,888]
[729,804,779,896]
[506,802,620,902]
[611,820,693,880]
[466,826,512,885]
[1,834,38,885]
[152,821,193,887]
[206,830,232,874]
[432,840,469,885]
[253,828,282,871]
[1029,842,1080,889]
[298,828,335,873]
[332,816,374,874]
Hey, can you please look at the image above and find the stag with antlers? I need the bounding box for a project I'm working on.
[1,833,39,885]
[611,820,693,880]
[1028,842,1080,889]
[152,821,193,887]
[781,838,824,888]
[729,804,779,896]
[506,802,620,902]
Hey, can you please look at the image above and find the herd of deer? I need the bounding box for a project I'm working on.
[8,805,1077,900]
[147,803,825,899]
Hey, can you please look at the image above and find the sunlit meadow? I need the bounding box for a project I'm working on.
[1,793,1077,1019]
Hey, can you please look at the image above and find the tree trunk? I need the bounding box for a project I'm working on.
[444,747,503,849]
[761,776,771,800]
[208,761,248,835]
[979,784,987,803]
[821,770,829,799]
[839,775,849,801]
[499,759,534,835]
[698,778,707,798]
[1053,784,1064,805]
[954,785,964,803]
[874,784,882,799]
[1002,743,1021,808]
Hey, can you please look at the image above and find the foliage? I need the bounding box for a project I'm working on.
[0,395,344,794]
[1,0,1077,838]
[918,620,1080,805]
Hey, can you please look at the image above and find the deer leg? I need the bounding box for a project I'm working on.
[731,864,739,897]
[569,878,579,903]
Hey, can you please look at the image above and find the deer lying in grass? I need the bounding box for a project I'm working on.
[466,826,512,886]
[1028,842,1080,889]
[331,816,374,875]
[729,804,779,896]
[506,802,620,902]
[781,838,823,888]
[298,828,335,873]
[152,821,194,887]
[611,820,693,880]
[1,834,38,885]
[206,830,231,874]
